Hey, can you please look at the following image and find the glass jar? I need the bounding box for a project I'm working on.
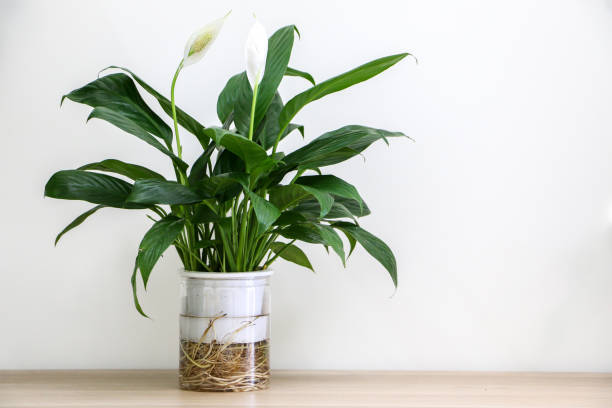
[178,270,272,392]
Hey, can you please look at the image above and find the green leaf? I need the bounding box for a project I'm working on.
[278,53,410,133]
[257,92,304,150]
[274,210,309,226]
[104,66,208,145]
[131,260,148,318]
[188,143,216,185]
[335,196,370,217]
[257,92,284,149]
[86,106,187,171]
[196,172,248,201]
[251,26,297,130]
[279,223,325,244]
[217,73,244,124]
[136,215,185,287]
[279,222,345,265]
[285,67,316,85]
[54,205,106,245]
[62,73,172,144]
[78,159,165,181]
[283,125,405,169]
[297,185,334,217]
[270,242,314,271]
[296,175,363,211]
[231,73,253,136]
[333,222,397,287]
[269,184,333,217]
[294,198,359,222]
[191,205,219,224]
[127,180,203,205]
[45,170,143,208]
[269,184,310,209]
[213,149,245,175]
[204,127,276,174]
[248,191,281,235]
[339,228,357,258]
[315,224,345,266]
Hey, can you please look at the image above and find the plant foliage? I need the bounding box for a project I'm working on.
[45,23,411,316]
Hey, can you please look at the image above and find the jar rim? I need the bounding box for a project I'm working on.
[179,269,273,280]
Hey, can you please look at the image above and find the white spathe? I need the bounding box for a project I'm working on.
[244,18,268,86]
[183,11,230,67]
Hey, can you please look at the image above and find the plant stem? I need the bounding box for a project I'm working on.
[171,60,185,159]
[248,82,259,141]
[289,169,305,185]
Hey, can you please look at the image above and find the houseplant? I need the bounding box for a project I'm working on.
[45,13,412,392]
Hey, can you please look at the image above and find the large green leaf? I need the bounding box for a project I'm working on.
[126,180,203,205]
[229,73,252,136]
[248,191,281,235]
[278,53,410,134]
[204,127,276,174]
[296,185,334,217]
[296,175,363,210]
[294,198,359,222]
[104,66,208,145]
[333,222,397,287]
[136,215,185,287]
[269,184,333,217]
[252,25,297,128]
[315,224,345,265]
[191,205,219,224]
[217,73,243,124]
[213,149,245,175]
[63,73,172,144]
[285,67,315,85]
[274,210,309,226]
[131,260,148,317]
[45,170,143,208]
[78,159,165,181]
[279,222,345,265]
[85,106,187,171]
[279,223,324,244]
[283,125,405,168]
[270,242,314,271]
[54,205,106,245]
[188,143,216,185]
[257,92,304,150]
[196,172,248,201]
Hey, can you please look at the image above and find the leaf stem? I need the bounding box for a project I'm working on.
[171,60,184,159]
[248,82,259,141]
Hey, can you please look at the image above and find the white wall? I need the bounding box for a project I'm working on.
[1,0,612,371]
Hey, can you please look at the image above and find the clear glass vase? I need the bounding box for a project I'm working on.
[178,270,272,392]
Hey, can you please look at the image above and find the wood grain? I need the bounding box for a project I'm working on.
[1,370,611,407]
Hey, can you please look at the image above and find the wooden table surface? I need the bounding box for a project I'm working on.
[1,370,611,407]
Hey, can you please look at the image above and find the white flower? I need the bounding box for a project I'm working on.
[183,11,230,67]
[245,17,268,87]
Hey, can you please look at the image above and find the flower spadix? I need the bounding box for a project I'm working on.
[183,11,230,67]
[245,17,268,87]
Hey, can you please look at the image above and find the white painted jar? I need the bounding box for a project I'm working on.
[178,270,272,391]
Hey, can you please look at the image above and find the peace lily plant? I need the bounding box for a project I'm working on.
[45,14,412,319]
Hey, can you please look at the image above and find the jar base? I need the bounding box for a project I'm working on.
[179,339,270,392]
